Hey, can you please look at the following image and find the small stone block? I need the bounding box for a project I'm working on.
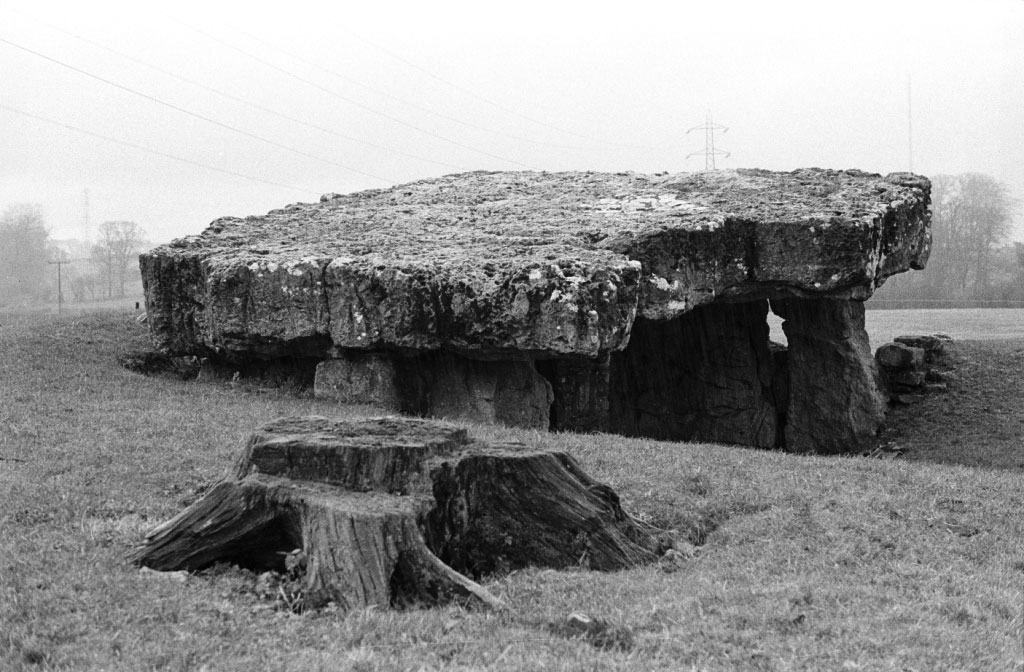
[893,333,951,349]
[876,342,925,369]
[894,334,954,364]
[314,354,400,409]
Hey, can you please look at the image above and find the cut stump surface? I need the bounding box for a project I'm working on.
[130,416,664,612]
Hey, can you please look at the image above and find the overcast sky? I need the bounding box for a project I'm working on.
[2,0,1022,245]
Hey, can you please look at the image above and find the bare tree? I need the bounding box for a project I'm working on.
[875,173,1016,305]
[91,221,148,298]
[68,271,99,303]
[930,173,1013,295]
[0,203,50,304]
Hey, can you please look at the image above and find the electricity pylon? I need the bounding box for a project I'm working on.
[687,111,729,170]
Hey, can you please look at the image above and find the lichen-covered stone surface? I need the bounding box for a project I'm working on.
[141,168,930,360]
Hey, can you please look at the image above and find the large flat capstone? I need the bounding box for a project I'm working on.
[142,168,931,452]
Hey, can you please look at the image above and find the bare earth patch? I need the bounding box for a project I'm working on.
[879,339,1024,470]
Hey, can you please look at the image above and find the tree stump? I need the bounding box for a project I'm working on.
[130,417,664,612]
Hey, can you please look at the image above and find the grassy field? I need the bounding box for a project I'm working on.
[0,294,146,319]
[864,308,1024,344]
[1,310,1022,671]
[767,307,1024,346]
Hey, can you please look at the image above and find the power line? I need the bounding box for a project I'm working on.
[230,25,600,153]
[0,102,317,195]
[164,16,539,170]
[9,10,474,174]
[340,28,659,152]
[0,35,396,185]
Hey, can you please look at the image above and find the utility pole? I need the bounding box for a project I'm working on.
[687,111,730,170]
[48,251,70,316]
[907,75,914,173]
[82,188,91,240]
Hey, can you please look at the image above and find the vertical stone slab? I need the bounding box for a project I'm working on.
[316,352,553,430]
[542,356,611,433]
[426,355,554,430]
[314,354,401,410]
[771,298,886,454]
[609,300,778,447]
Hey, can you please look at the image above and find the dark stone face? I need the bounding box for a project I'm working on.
[608,302,779,448]
[600,298,885,453]
[770,298,887,453]
[299,296,887,454]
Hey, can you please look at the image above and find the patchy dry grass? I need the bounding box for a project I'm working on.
[1,311,1023,671]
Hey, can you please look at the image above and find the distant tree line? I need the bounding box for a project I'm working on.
[90,220,148,299]
[0,203,148,308]
[872,173,1023,308]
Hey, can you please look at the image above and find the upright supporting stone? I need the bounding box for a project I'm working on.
[609,301,778,447]
[314,353,401,409]
[542,356,611,432]
[771,298,886,454]
[420,355,554,430]
[313,352,553,430]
